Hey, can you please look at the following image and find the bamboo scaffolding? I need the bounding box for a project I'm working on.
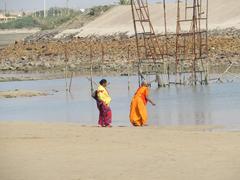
[130,0,165,86]
[175,0,209,85]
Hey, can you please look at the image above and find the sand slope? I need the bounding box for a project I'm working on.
[0,122,240,180]
[57,0,240,37]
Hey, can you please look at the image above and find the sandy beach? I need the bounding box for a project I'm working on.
[0,122,239,180]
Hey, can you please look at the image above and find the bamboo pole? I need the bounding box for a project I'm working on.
[167,64,170,86]
[68,71,73,92]
[217,62,233,82]
[101,42,104,78]
[64,65,68,91]
[90,44,94,93]
[64,43,69,92]
[127,44,130,91]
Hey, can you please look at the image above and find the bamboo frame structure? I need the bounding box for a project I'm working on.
[175,0,209,85]
[130,0,166,86]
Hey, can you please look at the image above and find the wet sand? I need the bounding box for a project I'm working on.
[0,122,240,180]
[0,89,48,98]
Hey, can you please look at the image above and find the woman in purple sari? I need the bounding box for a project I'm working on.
[93,79,112,127]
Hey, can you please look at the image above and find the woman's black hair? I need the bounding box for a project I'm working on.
[99,79,107,85]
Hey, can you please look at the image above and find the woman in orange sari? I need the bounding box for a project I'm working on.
[129,81,155,126]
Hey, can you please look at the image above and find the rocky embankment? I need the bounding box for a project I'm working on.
[0,28,240,75]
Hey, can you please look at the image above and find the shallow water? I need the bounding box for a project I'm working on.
[0,76,240,129]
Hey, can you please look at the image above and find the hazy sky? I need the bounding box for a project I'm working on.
[0,0,170,11]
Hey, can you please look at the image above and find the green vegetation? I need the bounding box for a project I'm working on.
[0,8,79,30]
[35,9,80,30]
[0,5,113,30]
[39,16,75,30]
[0,16,40,29]
[119,0,130,5]
[88,5,113,16]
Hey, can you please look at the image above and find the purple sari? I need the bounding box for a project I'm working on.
[97,100,112,127]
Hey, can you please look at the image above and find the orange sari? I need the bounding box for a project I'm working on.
[129,86,149,126]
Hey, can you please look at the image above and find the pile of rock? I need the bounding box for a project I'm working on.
[209,28,240,38]
[24,30,59,43]
[0,28,240,74]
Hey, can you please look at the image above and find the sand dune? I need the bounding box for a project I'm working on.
[56,0,240,38]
